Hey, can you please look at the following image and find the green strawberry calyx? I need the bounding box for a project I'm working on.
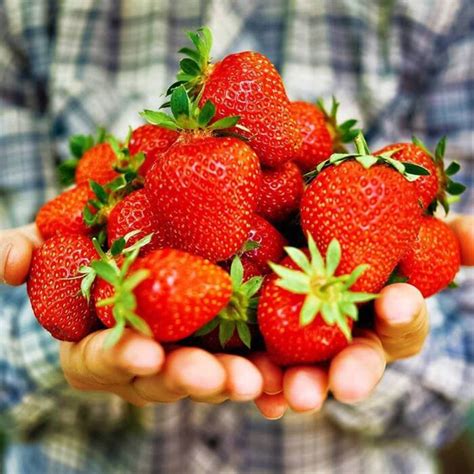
[316,96,358,152]
[269,233,378,340]
[412,136,466,215]
[307,131,430,183]
[194,255,263,349]
[58,128,108,186]
[140,85,246,137]
[83,232,155,348]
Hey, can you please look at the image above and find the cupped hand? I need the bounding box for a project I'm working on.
[252,215,474,419]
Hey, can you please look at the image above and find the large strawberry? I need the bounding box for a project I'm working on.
[375,137,466,213]
[256,161,304,223]
[27,234,100,341]
[258,235,377,365]
[173,27,302,168]
[36,184,95,239]
[128,124,179,176]
[301,132,425,293]
[291,98,357,173]
[142,86,261,262]
[107,189,170,255]
[91,247,233,345]
[398,216,461,297]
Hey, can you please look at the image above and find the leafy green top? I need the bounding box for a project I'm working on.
[269,234,378,340]
[412,136,466,214]
[194,255,263,348]
[306,131,430,183]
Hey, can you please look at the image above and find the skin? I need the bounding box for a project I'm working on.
[1,217,472,417]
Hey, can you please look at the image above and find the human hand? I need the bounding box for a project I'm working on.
[252,215,474,419]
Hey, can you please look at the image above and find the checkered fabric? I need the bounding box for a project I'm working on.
[0,0,473,472]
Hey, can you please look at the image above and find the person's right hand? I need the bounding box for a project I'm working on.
[0,224,264,406]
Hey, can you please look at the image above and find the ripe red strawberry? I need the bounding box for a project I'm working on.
[36,184,95,240]
[241,215,287,274]
[128,124,179,176]
[92,248,233,343]
[143,87,261,262]
[301,133,423,293]
[291,99,357,173]
[76,142,119,185]
[175,28,302,168]
[398,216,461,297]
[27,234,100,341]
[375,137,466,213]
[258,236,376,365]
[256,161,304,223]
[107,189,170,255]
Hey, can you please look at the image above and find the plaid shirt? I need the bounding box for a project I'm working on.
[1,0,473,472]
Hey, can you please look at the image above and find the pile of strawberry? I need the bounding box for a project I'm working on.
[27,28,466,365]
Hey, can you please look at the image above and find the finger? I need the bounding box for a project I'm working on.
[254,393,288,420]
[249,353,284,395]
[375,283,428,361]
[17,224,43,247]
[216,354,263,401]
[132,373,188,403]
[329,333,386,404]
[61,329,164,387]
[449,215,474,266]
[283,366,328,413]
[161,347,226,399]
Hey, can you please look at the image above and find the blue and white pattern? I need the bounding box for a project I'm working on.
[0,0,473,472]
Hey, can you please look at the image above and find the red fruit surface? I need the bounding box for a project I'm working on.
[256,161,304,223]
[132,249,233,341]
[200,52,302,168]
[291,101,333,172]
[399,216,461,297]
[146,135,261,262]
[92,277,116,327]
[258,254,352,365]
[36,184,94,240]
[107,189,170,255]
[243,215,287,273]
[27,235,100,341]
[219,258,262,281]
[76,142,118,185]
[129,124,179,176]
[375,143,438,209]
[301,161,423,293]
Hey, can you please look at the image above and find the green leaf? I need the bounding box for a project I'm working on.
[195,317,220,336]
[198,100,216,127]
[344,264,369,289]
[178,47,201,62]
[336,314,352,340]
[199,26,213,55]
[240,240,261,254]
[269,263,310,289]
[339,302,358,320]
[284,247,311,274]
[445,161,461,176]
[230,255,244,288]
[412,136,430,155]
[402,162,430,176]
[235,321,251,348]
[219,320,236,346]
[299,294,321,326]
[446,180,466,196]
[274,278,310,294]
[321,302,338,325]
[69,134,94,158]
[209,116,240,131]
[240,276,263,298]
[83,205,96,227]
[89,180,108,204]
[111,237,126,256]
[448,281,459,289]
[91,260,119,285]
[104,320,126,348]
[124,233,154,254]
[126,313,152,337]
[123,269,150,291]
[435,136,446,161]
[140,110,178,130]
[179,58,201,76]
[58,159,79,186]
[339,119,357,131]
[356,155,378,169]
[344,292,378,303]
[79,267,97,301]
[170,85,190,120]
[307,233,324,274]
[325,239,341,277]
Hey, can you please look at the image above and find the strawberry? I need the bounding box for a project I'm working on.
[107,189,170,255]
[36,184,95,240]
[256,161,304,223]
[27,234,100,341]
[91,247,233,345]
[398,216,461,297]
[174,27,302,168]
[241,215,287,274]
[142,87,261,262]
[375,137,466,213]
[128,124,179,176]
[258,235,377,365]
[76,142,120,185]
[291,98,357,173]
[301,132,424,293]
